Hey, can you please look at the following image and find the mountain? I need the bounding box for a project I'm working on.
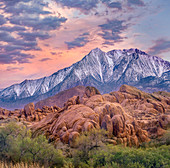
[35,86,85,109]
[0,48,170,109]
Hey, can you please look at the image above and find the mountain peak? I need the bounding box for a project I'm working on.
[123,48,147,55]
[91,47,102,52]
[84,47,104,60]
[0,47,169,109]
[90,47,103,55]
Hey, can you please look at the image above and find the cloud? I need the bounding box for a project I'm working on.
[0,51,34,64]
[56,0,122,13]
[3,42,40,52]
[0,26,26,32]
[0,0,31,6]
[0,31,17,43]
[9,16,67,31]
[98,19,127,44]
[51,52,57,55]
[107,2,122,9]
[101,1,122,10]
[18,32,50,41]
[55,0,99,12]
[3,0,67,30]
[65,32,89,49]
[51,52,63,57]
[127,0,145,6]
[0,31,40,52]
[39,58,52,62]
[0,15,6,25]
[81,32,90,36]
[4,1,52,15]
[6,66,24,71]
[0,0,67,64]
[148,39,170,56]
[44,44,50,47]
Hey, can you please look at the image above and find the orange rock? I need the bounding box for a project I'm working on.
[103,94,117,103]
[84,86,100,98]
[130,136,139,147]
[69,131,80,147]
[112,115,125,137]
[84,95,104,109]
[105,139,117,145]
[101,115,113,137]
[117,138,123,144]
[29,85,170,146]
[60,131,70,143]
[159,114,170,129]
[110,91,125,103]
[64,96,80,109]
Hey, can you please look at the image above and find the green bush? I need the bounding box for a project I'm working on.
[1,122,170,168]
[89,145,170,168]
[68,128,170,168]
[0,122,64,167]
[73,129,107,166]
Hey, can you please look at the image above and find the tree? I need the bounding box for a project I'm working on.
[0,122,25,154]
[73,129,107,165]
[0,122,65,167]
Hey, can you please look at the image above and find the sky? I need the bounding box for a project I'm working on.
[0,0,170,88]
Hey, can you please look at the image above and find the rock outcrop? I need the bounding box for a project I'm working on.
[32,104,100,143]
[32,85,169,147]
[1,85,170,147]
[109,85,170,138]
[0,103,59,124]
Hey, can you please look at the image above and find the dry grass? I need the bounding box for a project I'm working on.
[0,161,44,168]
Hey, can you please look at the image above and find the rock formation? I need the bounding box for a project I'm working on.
[1,85,170,147]
[0,103,59,124]
[31,85,170,146]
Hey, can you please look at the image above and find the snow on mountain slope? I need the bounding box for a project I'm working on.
[0,48,170,109]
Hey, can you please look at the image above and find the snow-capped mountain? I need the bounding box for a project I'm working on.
[0,48,170,109]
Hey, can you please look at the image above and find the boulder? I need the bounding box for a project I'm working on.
[101,115,113,137]
[69,132,80,147]
[159,115,170,129]
[24,103,35,117]
[112,115,125,137]
[103,94,117,103]
[84,86,100,98]
[105,139,117,145]
[64,96,80,109]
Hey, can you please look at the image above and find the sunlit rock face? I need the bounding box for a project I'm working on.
[30,85,170,147]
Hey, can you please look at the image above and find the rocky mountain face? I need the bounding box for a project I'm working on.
[35,86,85,109]
[1,85,169,147]
[0,48,170,109]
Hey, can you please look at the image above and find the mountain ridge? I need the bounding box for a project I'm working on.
[0,48,170,109]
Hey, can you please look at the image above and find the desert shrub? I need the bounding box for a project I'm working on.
[158,129,170,145]
[73,129,107,166]
[89,145,170,168]
[0,122,64,167]
[71,128,170,168]
[1,122,170,168]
